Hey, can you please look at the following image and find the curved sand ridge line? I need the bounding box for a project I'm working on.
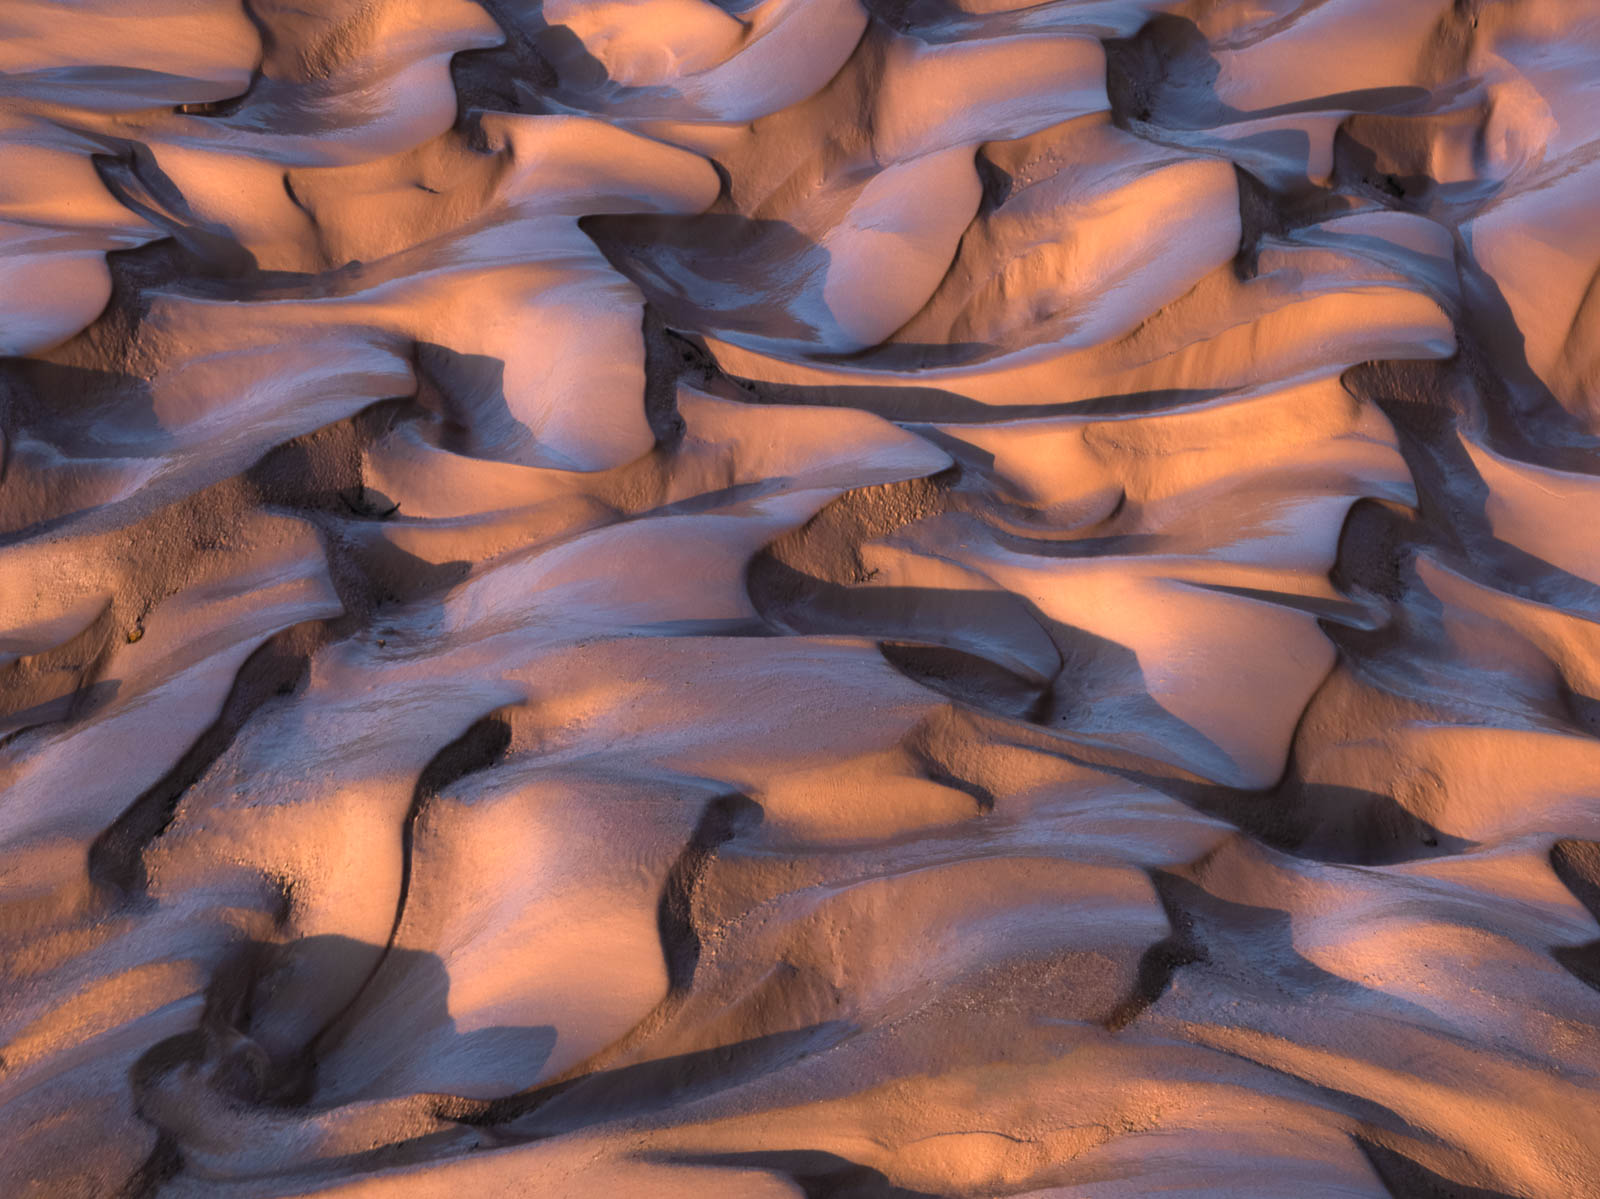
[1,0,1598,1195]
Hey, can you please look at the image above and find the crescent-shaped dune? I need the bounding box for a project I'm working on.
[2,1,1599,1196]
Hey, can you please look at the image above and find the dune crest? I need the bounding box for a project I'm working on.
[2,1,1599,1196]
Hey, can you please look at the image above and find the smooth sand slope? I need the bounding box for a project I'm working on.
[2,0,1600,1195]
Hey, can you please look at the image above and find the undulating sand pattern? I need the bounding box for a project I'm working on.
[3,1,1600,1195]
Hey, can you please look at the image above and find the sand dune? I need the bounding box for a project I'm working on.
[2,0,1599,1195]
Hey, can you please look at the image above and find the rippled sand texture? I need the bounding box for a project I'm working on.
[3,0,1600,1195]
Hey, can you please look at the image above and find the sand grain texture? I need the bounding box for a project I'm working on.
[2,0,1599,1196]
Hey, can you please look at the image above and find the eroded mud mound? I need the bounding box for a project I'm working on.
[3,1,1600,1196]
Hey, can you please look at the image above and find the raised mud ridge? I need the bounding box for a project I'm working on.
[2,1,1599,1196]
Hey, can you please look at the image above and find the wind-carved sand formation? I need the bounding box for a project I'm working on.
[1,0,1599,1195]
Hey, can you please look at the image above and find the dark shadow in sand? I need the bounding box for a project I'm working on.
[1106,15,1430,134]
[1549,840,1600,993]
[648,1149,944,1199]
[1107,869,1457,1032]
[1356,1136,1521,1199]
[748,544,1471,867]
[124,935,555,1196]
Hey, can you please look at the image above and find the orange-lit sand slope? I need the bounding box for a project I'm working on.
[2,0,1599,1195]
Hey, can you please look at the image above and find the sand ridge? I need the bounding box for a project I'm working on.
[1,0,1599,1195]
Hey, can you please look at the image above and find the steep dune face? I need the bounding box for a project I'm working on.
[2,0,1599,1195]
